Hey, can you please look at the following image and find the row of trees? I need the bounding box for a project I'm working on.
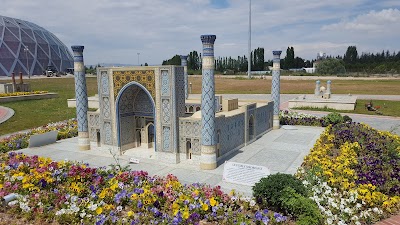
[341,46,400,73]
[162,45,400,75]
[162,48,266,73]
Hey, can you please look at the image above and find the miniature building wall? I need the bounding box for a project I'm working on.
[88,111,100,145]
[222,98,238,112]
[95,66,185,160]
[178,101,273,163]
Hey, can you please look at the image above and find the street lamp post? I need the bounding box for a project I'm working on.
[137,53,140,66]
[248,0,251,79]
[24,46,30,79]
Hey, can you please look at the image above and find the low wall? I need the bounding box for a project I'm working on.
[0,93,58,103]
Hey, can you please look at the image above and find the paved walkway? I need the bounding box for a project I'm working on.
[17,126,324,197]
[374,214,400,225]
[0,106,14,124]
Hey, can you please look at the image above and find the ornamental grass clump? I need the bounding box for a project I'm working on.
[299,123,400,224]
[0,152,288,225]
[0,119,77,153]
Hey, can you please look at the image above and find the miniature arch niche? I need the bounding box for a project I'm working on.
[115,81,156,150]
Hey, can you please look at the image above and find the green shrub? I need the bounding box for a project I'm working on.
[252,173,307,210]
[323,112,344,125]
[342,115,352,123]
[280,187,323,225]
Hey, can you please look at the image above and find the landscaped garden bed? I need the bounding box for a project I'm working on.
[0,152,289,225]
[0,91,58,103]
[0,91,48,97]
[0,112,399,224]
[0,119,77,153]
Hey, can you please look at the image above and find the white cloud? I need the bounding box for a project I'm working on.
[322,8,400,32]
[1,1,399,64]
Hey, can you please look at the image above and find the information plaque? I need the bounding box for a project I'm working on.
[222,161,270,186]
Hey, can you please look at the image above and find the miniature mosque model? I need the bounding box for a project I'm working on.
[71,35,283,170]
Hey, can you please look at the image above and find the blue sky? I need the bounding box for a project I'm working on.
[1,0,399,65]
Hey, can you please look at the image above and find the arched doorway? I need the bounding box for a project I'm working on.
[116,82,155,153]
[147,123,154,148]
[249,115,255,141]
[186,140,192,159]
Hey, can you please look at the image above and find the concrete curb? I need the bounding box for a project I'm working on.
[0,106,14,124]
[0,93,58,103]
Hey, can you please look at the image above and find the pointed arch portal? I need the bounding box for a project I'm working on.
[116,82,156,152]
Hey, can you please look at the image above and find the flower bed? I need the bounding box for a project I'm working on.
[0,152,288,224]
[298,123,400,224]
[0,91,48,97]
[279,110,324,127]
[0,119,77,153]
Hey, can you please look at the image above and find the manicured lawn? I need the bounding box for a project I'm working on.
[188,77,400,95]
[0,77,97,136]
[1,76,400,136]
[293,100,400,117]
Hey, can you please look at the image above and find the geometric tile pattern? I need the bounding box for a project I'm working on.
[161,70,170,96]
[71,46,88,133]
[200,34,217,147]
[162,99,171,123]
[162,126,171,151]
[104,122,112,145]
[216,114,245,156]
[113,70,155,100]
[102,97,111,119]
[271,50,282,116]
[174,66,186,117]
[180,55,188,99]
[0,15,73,76]
[133,89,154,114]
[201,69,216,145]
[101,71,109,95]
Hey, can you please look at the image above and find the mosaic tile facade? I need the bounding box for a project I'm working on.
[180,55,188,99]
[200,35,217,147]
[97,69,113,147]
[178,102,273,160]
[179,120,201,155]
[71,46,88,133]
[88,112,100,142]
[113,70,155,100]
[272,51,282,116]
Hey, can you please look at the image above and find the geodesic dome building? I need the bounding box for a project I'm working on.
[0,15,73,77]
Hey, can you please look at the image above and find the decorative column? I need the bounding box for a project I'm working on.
[200,34,217,170]
[71,45,90,150]
[271,50,282,130]
[315,80,320,95]
[180,55,189,100]
[326,80,331,95]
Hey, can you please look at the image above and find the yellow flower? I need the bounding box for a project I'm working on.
[127,211,134,217]
[182,210,189,219]
[99,189,107,199]
[202,203,209,211]
[130,193,138,200]
[96,207,103,215]
[0,183,3,189]
[210,197,217,207]
[172,202,179,211]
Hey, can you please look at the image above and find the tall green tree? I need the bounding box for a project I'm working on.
[344,46,358,64]
[316,58,346,75]
[162,55,181,65]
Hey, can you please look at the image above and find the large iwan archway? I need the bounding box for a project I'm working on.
[116,82,155,152]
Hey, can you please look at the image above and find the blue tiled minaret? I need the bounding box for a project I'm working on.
[71,45,90,150]
[180,55,189,100]
[200,34,217,170]
[315,80,321,96]
[271,50,282,130]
